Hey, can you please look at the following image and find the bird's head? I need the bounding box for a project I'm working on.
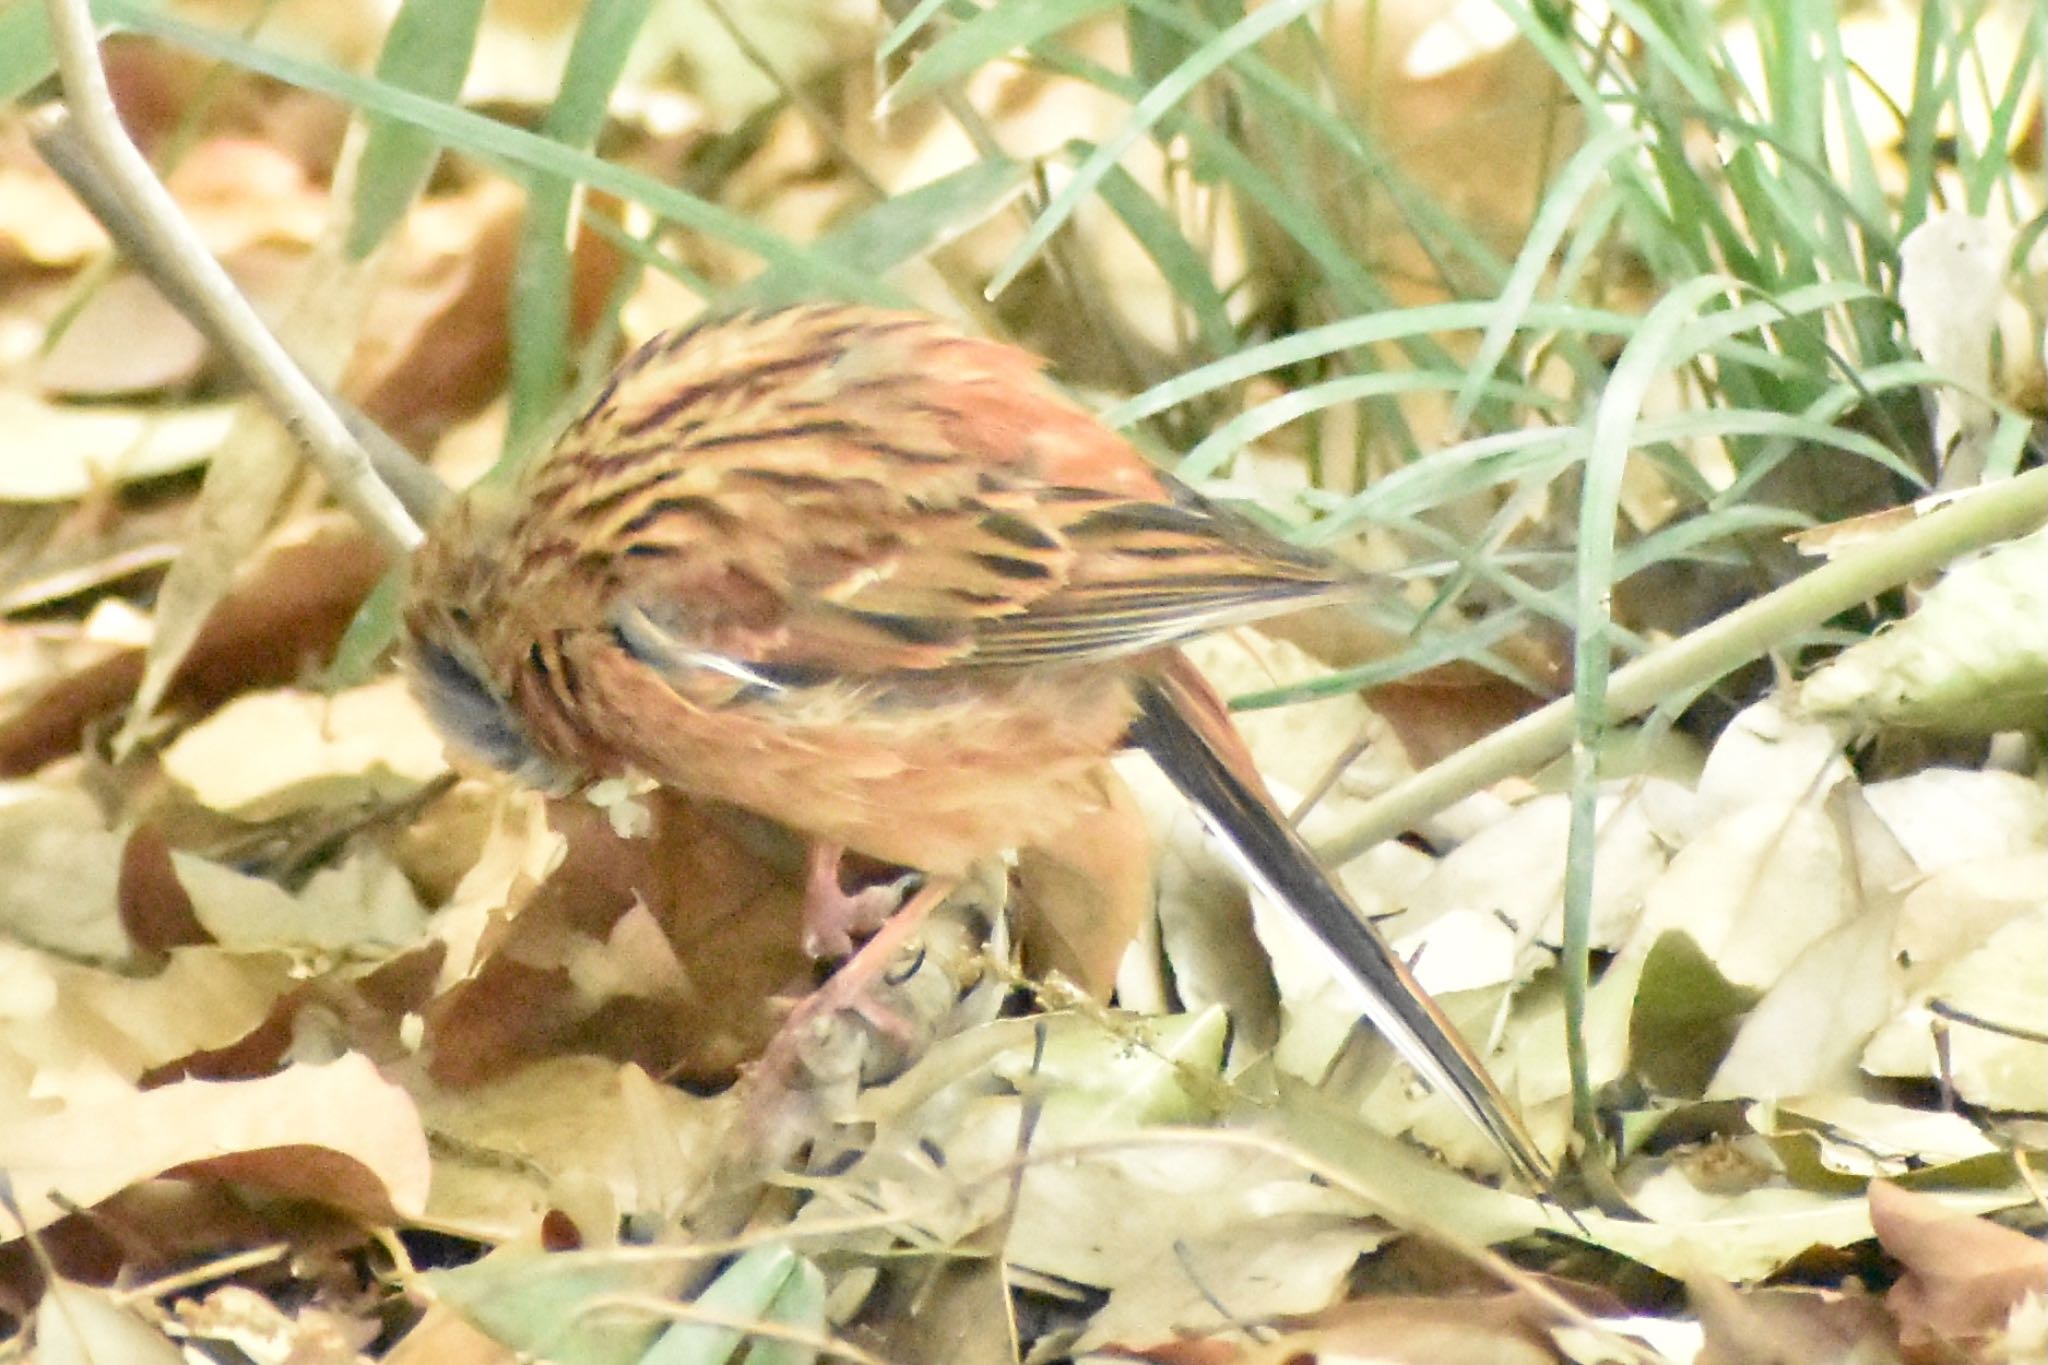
[402,483,565,787]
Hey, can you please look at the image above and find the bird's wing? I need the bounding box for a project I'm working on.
[520,304,1362,679]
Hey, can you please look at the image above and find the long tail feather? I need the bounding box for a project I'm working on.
[1130,666,1555,1193]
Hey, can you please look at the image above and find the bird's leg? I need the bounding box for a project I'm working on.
[801,841,915,959]
[749,874,957,1096]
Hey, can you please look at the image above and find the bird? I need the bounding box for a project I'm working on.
[402,302,1552,1190]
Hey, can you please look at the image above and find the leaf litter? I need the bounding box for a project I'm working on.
[0,5,2044,1363]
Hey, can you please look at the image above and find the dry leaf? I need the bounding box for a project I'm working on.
[1873,1179,2048,1353]
[0,518,387,778]
[0,390,236,501]
[1798,519,2048,734]
[1689,1275,1901,1365]
[1011,762,1152,998]
[0,1053,429,1234]
[33,1280,185,1365]
[1898,212,2010,483]
[1862,904,2048,1109]
[161,676,449,821]
[414,1057,731,1242]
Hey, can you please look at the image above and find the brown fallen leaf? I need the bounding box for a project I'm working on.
[1871,1178,2048,1355]
[0,1053,429,1235]
[0,516,388,777]
[423,791,806,1090]
[1011,762,1153,998]
[342,178,525,452]
[343,179,626,453]
[1690,1272,1901,1365]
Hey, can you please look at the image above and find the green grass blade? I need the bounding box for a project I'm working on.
[1181,371,1558,481]
[878,0,966,63]
[345,0,486,259]
[986,0,1326,299]
[883,0,1119,110]
[737,155,1029,306]
[1107,301,1639,427]
[505,0,652,458]
[1450,125,1642,428]
[98,0,886,301]
[1563,273,1740,1158]
[0,0,58,103]
[1087,150,1236,358]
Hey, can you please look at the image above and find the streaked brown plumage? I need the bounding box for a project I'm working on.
[405,303,1552,1190]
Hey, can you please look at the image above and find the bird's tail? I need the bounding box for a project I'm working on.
[1130,658,1554,1193]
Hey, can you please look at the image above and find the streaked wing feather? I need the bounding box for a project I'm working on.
[521,304,1361,682]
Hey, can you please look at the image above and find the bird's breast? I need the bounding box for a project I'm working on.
[553,630,1142,872]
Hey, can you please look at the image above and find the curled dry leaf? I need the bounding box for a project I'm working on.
[1871,1179,2048,1353]
[1861,903,2048,1109]
[0,1053,429,1234]
[1798,520,2048,734]
[0,517,388,779]
[160,676,450,822]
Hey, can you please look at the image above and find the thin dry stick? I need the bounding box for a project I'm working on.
[34,0,425,553]
[1321,464,2048,863]
[31,114,450,527]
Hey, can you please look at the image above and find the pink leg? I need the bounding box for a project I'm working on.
[750,875,956,1097]
[802,842,912,959]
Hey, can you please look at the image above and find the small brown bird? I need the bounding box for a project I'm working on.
[404,303,1549,1188]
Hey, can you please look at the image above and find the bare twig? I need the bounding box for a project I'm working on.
[1322,464,2048,862]
[31,114,449,526]
[32,0,429,552]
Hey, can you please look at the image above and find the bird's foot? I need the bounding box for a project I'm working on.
[746,876,956,1114]
[800,842,917,959]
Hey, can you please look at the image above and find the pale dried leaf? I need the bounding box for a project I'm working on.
[1861,768,2048,874]
[1754,1097,1999,1180]
[171,847,430,954]
[1632,798,1853,991]
[0,1053,429,1233]
[0,940,293,1106]
[35,272,209,397]
[1862,905,2048,1109]
[1798,520,2048,734]
[1692,700,1851,827]
[161,677,449,821]
[0,785,129,960]
[415,1057,731,1242]
[1899,212,2009,478]
[0,390,236,501]
[1707,900,1898,1100]
[34,1280,185,1365]
[1585,1172,2022,1281]
[427,787,563,987]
